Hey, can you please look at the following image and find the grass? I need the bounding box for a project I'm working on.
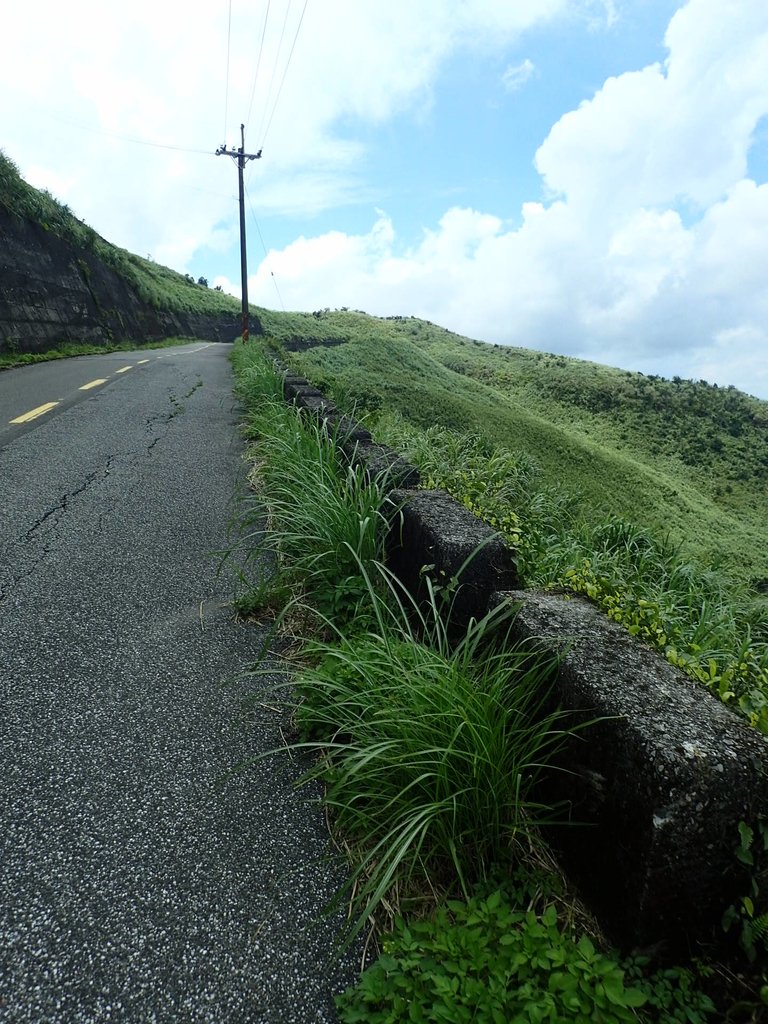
[0,336,207,372]
[288,559,571,942]
[228,344,572,934]
[227,344,389,622]
[230,338,766,1021]
[258,308,767,585]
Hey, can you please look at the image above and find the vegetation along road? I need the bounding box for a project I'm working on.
[0,342,358,1022]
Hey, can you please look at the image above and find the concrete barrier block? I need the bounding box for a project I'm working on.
[284,382,324,402]
[386,489,519,627]
[294,394,337,417]
[494,588,768,954]
[341,440,421,490]
[324,413,373,444]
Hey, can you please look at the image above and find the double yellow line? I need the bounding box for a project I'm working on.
[8,359,151,426]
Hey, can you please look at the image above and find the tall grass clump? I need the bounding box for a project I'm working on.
[282,558,572,940]
[228,345,389,621]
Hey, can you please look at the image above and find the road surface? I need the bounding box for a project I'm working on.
[0,343,358,1022]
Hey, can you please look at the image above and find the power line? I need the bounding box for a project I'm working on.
[97,130,214,155]
[24,104,214,154]
[245,0,272,136]
[244,182,286,312]
[260,0,310,149]
[224,0,233,139]
[254,0,293,147]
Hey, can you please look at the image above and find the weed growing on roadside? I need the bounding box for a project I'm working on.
[226,344,390,622]
[722,818,768,975]
[336,883,716,1024]
[278,558,574,942]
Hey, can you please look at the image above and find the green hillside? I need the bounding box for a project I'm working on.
[255,306,768,732]
[258,308,768,586]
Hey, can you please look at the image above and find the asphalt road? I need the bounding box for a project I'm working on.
[0,343,359,1022]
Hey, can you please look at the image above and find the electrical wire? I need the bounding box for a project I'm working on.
[254,0,293,147]
[244,182,286,311]
[97,130,214,155]
[259,0,307,149]
[224,0,233,140]
[245,0,272,137]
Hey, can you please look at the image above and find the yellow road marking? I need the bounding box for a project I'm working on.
[115,365,133,374]
[10,401,60,424]
[79,378,108,391]
[137,359,150,364]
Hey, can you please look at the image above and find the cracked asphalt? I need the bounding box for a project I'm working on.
[0,343,360,1022]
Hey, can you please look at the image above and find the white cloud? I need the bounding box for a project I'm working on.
[241,0,768,397]
[1,0,568,272]
[536,0,768,213]
[501,59,536,93]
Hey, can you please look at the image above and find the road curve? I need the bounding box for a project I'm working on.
[0,343,358,1022]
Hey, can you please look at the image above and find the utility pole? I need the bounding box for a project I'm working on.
[216,124,262,343]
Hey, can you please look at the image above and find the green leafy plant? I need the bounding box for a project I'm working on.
[336,885,715,1024]
[722,819,768,965]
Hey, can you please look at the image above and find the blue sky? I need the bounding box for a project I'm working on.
[2,1,768,397]
[245,0,683,251]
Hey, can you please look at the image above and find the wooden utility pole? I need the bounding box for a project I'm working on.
[216,124,262,342]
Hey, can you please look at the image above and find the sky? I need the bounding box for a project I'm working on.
[2,0,768,398]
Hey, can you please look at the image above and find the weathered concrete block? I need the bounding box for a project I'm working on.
[385,489,519,627]
[284,381,324,402]
[494,589,768,954]
[324,413,372,444]
[293,394,337,417]
[281,371,309,386]
[341,439,421,490]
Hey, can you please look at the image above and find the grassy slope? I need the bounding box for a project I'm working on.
[257,308,768,585]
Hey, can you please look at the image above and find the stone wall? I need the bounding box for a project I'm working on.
[0,208,255,353]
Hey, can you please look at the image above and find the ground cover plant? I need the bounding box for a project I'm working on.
[229,339,749,1021]
[336,884,716,1024]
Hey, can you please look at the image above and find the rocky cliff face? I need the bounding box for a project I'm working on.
[0,208,255,354]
